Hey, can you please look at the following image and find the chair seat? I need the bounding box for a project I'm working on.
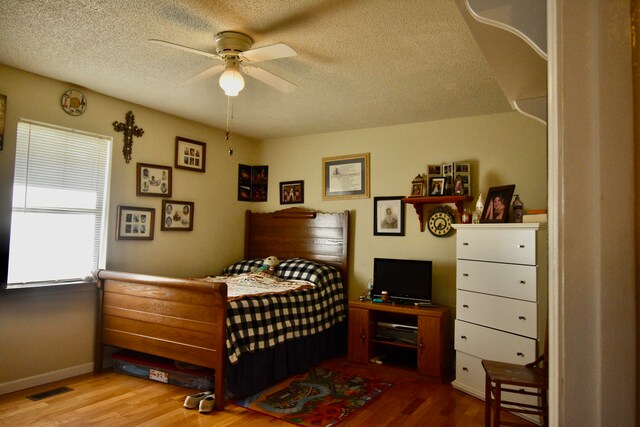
[481,359,547,389]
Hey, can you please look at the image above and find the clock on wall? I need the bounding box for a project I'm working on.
[427,206,455,237]
[61,90,87,116]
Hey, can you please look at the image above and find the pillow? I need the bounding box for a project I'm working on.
[223,257,341,288]
[223,258,263,275]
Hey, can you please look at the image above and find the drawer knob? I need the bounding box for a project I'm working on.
[518,316,527,320]
[463,304,469,308]
[460,335,467,340]
[463,273,469,277]
[517,352,525,357]
[462,367,469,372]
[462,242,469,246]
[517,244,525,248]
[520,280,526,284]
[360,331,366,341]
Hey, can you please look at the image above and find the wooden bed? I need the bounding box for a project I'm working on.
[95,207,349,411]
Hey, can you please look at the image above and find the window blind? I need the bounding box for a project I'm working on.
[7,120,112,288]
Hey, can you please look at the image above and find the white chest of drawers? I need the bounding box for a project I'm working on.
[451,224,547,402]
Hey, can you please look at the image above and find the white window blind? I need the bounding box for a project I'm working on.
[7,120,112,288]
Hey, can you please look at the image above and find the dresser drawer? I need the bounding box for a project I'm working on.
[454,320,537,363]
[454,351,540,408]
[455,350,486,394]
[457,260,537,301]
[456,228,537,265]
[457,290,538,338]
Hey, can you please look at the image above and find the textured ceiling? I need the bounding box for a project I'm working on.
[0,0,511,140]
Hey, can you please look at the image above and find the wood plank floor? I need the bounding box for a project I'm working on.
[0,357,535,426]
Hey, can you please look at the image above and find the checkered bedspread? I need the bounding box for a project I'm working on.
[221,258,346,364]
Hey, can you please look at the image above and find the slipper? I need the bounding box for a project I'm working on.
[183,391,212,409]
[199,394,216,413]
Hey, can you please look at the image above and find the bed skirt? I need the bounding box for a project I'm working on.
[225,320,347,396]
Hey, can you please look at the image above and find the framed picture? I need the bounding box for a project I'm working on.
[161,200,194,231]
[374,196,405,236]
[481,184,516,223]
[322,153,370,200]
[280,180,304,205]
[442,162,455,195]
[175,137,206,172]
[251,166,269,202]
[454,162,471,196]
[429,177,445,196]
[136,163,172,197]
[238,164,252,201]
[410,182,424,197]
[116,206,155,240]
[427,164,442,176]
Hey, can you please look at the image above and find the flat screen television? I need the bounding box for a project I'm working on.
[373,257,433,304]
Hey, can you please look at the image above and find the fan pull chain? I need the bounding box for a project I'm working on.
[226,96,234,155]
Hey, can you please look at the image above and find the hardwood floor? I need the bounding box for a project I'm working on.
[0,357,535,426]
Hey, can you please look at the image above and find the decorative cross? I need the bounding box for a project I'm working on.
[112,111,144,163]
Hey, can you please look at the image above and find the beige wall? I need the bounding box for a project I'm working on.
[0,64,256,389]
[255,113,547,304]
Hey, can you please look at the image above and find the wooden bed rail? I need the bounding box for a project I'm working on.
[95,270,227,410]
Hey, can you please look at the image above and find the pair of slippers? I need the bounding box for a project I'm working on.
[183,391,215,413]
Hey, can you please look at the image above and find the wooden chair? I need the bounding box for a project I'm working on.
[481,336,548,427]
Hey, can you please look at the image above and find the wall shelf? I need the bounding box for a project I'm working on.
[402,196,473,232]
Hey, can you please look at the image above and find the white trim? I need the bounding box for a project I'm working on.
[546,1,560,425]
[0,363,94,396]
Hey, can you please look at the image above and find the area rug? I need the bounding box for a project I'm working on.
[233,367,392,426]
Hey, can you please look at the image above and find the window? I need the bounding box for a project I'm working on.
[5,120,112,289]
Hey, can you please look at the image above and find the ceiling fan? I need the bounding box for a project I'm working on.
[150,31,297,96]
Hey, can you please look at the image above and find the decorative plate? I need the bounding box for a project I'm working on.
[427,206,455,237]
[61,90,87,116]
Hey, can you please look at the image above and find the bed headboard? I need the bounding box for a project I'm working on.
[245,208,350,289]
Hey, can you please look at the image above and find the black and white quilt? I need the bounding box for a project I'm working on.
[219,258,346,364]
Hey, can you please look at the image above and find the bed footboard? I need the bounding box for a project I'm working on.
[95,270,227,410]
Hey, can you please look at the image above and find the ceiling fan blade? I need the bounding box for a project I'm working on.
[184,64,225,84]
[243,66,297,93]
[149,39,222,61]
[241,43,297,63]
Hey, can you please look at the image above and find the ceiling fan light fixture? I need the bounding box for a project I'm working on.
[219,64,244,97]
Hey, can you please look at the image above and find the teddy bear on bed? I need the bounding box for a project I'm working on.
[253,255,279,275]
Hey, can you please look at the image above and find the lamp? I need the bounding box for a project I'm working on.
[218,59,244,96]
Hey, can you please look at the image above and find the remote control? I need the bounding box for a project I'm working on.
[414,302,438,307]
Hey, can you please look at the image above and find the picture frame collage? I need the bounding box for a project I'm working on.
[238,164,269,202]
[116,136,204,240]
[427,162,471,197]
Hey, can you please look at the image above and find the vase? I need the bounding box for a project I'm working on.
[513,194,524,223]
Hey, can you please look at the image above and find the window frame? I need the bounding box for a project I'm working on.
[3,119,112,290]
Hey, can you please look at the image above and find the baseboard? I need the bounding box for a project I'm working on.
[0,362,94,396]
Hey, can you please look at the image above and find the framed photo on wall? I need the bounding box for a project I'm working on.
[373,196,405,236]
[251,166,269,202]
[161,200,194,231]
[481,184,515,223]
[116,206,155,240]
[322,153,370,200]
[280,180,304,205]
[136,163,172,197]
[175,136,206,172]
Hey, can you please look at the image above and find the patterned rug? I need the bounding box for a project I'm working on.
[233,367,392,426]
